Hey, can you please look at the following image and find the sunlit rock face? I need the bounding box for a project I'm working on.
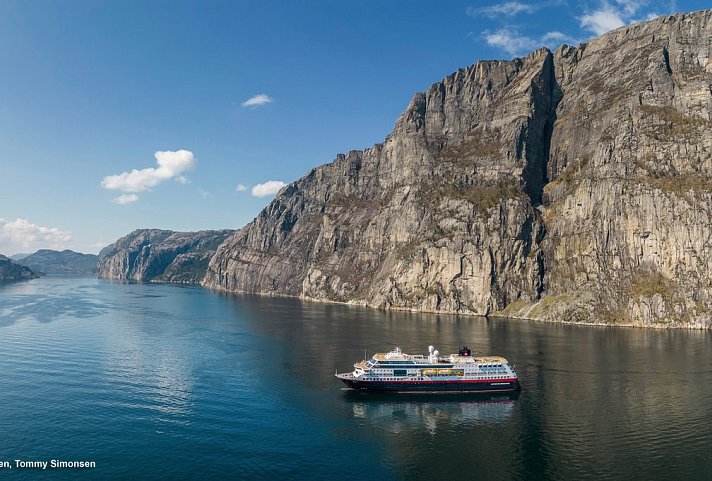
[203,11,712,327]
[98,229,233,284]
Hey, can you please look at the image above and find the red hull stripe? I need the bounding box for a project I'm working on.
[349,378,518,384]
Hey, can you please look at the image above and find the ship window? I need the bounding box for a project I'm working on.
[394,370,407,376]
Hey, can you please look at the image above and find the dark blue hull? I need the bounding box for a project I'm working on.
[340,378,521,393]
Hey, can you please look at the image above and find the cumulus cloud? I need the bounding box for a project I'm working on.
[541,31,567,43]
[251,180,286,198]
[580,3,625,35]
[482,27,576,57]
[241,94,273,108]
[235,184,247,192]
[0,218,72,254]
[198,189,213,199]
[483,27,539,56]
[579,0,663,36]
[113,194,139,205]
[101,150,196,199]
[471,0,665,58]
[467,2,537,18]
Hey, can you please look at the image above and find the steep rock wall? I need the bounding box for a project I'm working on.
[204,48,559,314]
[506,11,712,327]
[98,229,234,284]
[197,10,712,328]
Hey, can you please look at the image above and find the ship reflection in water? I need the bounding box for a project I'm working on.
[345,391,519,435]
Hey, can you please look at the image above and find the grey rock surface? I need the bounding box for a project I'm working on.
[98,229,234,284]
[0,254,39,283]
[121,11,712,328]
[21,249,98,275]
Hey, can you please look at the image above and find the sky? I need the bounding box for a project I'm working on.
[0,0,702,255]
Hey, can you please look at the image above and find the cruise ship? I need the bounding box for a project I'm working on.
[336,345,521,393]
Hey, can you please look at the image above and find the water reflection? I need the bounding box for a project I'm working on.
[346,392,518,435]
[99,290,201,420]
[2,278,712,481]
[0,277,108,325]
[226,293,712,480]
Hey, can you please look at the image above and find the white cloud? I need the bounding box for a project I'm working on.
[467,2,537,18]
[198,189,213,199]
[235,184,247,192]
[113,194,139,205]
[541,31,566,43]
[483,27,539,56]
[480,26,578,57]
[579,1,658,36]
[251,180,286,198]
[616,0,646,16]
[0,218,72,254]
[241,94,273,108]
[580,4,625,35]
[101,149,196,193]
[175,175,190,185]
[472,1,662,58]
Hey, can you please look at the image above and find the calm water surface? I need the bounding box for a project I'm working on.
[0,277,710,480]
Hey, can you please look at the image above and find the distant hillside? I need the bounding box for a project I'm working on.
[10,253,29,261]
[0,254,39,283]
[20,249,98,275]
[98,229,234,284]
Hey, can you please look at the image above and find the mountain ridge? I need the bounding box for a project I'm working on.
[20,249,98,275]
[203,10,712,328]
[98,229,234,284]
[101,9,712,328]
[0,254,39,283]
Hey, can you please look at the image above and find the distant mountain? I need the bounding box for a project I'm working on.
[9,253,29,261]
[98,229,234,284]
[20,249,98,275]
[0,254,39,283]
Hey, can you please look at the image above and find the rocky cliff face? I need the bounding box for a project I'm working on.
[204,10,712,328]
[98,229,233,283]
[511,11,712,328]
[21,249,98,275]
[0,254,39,283]
[205,48,556,315]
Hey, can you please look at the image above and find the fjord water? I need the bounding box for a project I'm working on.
[1,277,711,480]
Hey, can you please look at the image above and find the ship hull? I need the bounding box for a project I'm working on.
[338,377,521,393]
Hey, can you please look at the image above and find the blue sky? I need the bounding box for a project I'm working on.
[0,0,700,254]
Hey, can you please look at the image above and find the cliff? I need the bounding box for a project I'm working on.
[204,48,553,315]
[20,249,98,275]
[0,254,39,283]
[97,229,233,284]
[202,11,712,328]
[503,12,712,328]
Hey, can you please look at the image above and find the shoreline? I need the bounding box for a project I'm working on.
[198,279,712,331]
[88,274,712,330]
